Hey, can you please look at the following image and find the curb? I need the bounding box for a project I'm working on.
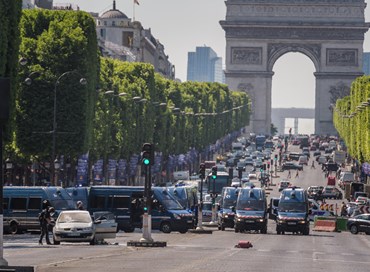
[127,240,167,247]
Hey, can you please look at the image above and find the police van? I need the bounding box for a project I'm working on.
[276,187,310,235]
[217,187,239,231]
[234,186,268,233]
[87,186,194,233]
[3,186,75,234]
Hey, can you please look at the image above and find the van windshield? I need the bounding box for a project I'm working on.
[278,202,307,213]
[155,190,183,210]
[50,199,75,210]
[237,199,265,211]
[222,197,237,209]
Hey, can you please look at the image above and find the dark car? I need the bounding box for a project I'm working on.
[313,150,321,157]
[282,162,303,171]
[321,186,342,199]
[347,214,370,234]
[288,152,301,161]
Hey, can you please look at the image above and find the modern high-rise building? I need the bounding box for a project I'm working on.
[363,52,370,75]
[187,46,224,83]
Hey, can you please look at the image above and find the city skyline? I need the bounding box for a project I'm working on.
[70,0,370,134]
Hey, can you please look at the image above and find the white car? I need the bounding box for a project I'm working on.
[53,210,117,245]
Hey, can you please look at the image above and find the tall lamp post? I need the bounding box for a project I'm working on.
[0,77,10,265]
[25,71,87,186]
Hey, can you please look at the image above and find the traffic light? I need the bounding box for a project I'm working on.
[199,163,206,179]
[267,163,270,169]
[141,143,154,166]
[211,166,217,180]
[274,154,278,161]
[263,164,266,171]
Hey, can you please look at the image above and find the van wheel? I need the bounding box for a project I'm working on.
[9,222,18,235]
[160,222,172,234]
[89,238,96,245]
[261,226,267,234]
[179,229,187,234]
[303,227,310,236]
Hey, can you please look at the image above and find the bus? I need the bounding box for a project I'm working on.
[206,171,231,195]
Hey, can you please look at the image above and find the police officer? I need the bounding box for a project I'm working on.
[39,204,54,245]
[76,201,84,210]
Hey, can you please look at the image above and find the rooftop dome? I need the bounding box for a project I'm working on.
[100,0,128,19]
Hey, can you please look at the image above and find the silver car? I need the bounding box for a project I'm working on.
[53,210,117,245]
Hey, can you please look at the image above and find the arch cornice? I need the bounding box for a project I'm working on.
[267,43,321,72]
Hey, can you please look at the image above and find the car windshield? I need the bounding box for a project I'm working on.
[58,212,91,223]
[278,202,307,213]
[237,199,265,211]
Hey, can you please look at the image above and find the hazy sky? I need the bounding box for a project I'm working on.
[70,0,370,133]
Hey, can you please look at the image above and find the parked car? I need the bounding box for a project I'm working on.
[298,155,308,165]
[52,210,117,245]
[202,202,213,223]
[307,186,324,199]
[278,180,291,192]
[281,162,303,171]
[321,186,342,199]
[347,213,370,235]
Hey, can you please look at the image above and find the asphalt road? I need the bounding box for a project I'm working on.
[3,144,369,272]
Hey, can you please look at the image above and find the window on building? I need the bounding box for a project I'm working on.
[104,21,107,26]
[100,29,106,38]
[112,21,115,26]
[122,31,134,47]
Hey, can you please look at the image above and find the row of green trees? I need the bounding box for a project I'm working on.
[93,58,249,164]
[333,76,370,163]
[7,9,249,181]
[0,0,22,121]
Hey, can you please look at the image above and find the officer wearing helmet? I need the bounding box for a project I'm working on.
[76,201,84,210]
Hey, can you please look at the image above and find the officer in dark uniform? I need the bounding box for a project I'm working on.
[39,201,54,245]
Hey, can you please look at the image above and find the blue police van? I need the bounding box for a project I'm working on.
[276,187,310,235]
[217,187,239,231]
[87,186,195,233]
[234,187,268,233]
[3,186,75,234]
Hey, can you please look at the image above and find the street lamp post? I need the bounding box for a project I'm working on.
[25,71,87,186]
[51,72,87,186]
[54,158,61,187]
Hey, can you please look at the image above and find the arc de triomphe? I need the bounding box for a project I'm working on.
[220,0,369,135]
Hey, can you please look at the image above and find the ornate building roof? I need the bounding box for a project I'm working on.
[100,0,128,19]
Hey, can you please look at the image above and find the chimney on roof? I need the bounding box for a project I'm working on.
[113,0,116,10]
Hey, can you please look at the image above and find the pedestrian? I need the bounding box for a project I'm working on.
[311,160,315,169]
[295,169,299,178]
[287,170,291,179]
[76,201,84,210]
[39,206,55,245]
[340,202,347,217]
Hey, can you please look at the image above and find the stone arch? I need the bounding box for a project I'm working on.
[267,43,321,72]
[220,0,368,135]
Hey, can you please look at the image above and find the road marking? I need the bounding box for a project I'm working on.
[256,249,271,252]
[312,251,325,261]
[341,253,355,256]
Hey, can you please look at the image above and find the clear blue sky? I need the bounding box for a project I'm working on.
[71,0,370,134]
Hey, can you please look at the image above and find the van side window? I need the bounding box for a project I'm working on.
[90,196,105,209]
[28,197,42,210]
[110,196,130,209]
[3,198,9,210]
[10,197,27,210]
